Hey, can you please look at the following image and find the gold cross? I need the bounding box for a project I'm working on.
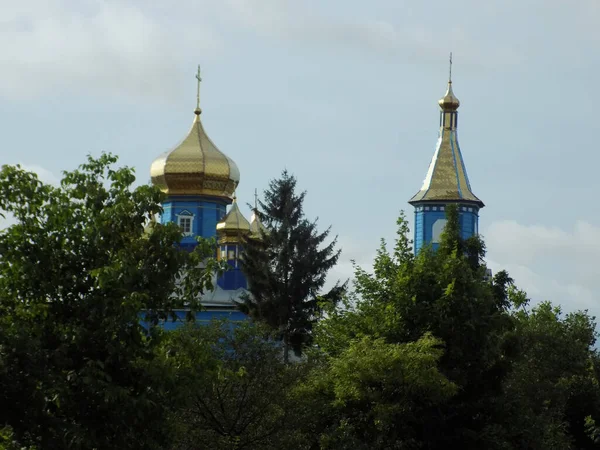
[195,65,202,110]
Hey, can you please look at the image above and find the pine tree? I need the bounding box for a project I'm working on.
[239,170,344,362]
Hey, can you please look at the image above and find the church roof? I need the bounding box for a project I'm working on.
[249,189,268,239]
[408,78,484,208]
[150,67,239,200]
[216,196,250,234]
[249,210,268,238]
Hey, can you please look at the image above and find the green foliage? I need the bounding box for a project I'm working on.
[162,321,310,450]
[503,300,600,449]
[305,334,457,450]
[3,155,599,450]
[0,155,224,449]
[306,204,600,449]
[0,427,36,450]
[310,205,518,448]
[239,170,345,360]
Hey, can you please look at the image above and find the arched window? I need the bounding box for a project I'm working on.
[432,218,447,243]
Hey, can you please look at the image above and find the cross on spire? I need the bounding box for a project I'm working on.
[254,188,258,210]
[195,64,202,113]
[449,52,453,83]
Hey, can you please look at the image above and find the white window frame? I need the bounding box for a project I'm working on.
[176,210,195,237]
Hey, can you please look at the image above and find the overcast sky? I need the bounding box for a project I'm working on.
[1,0,598,317]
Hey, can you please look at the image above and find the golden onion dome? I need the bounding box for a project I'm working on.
[438,81,460,111]
[216,196,250,239]
[150,66,239,201]
[438,53,459,111]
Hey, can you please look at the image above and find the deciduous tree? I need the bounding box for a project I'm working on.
[0,154,221,449]
[163,322,310,450]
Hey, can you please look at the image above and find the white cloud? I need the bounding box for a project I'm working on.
[18,164,60,185]
[325,236,377,290]
[485,220,600,315]
[0,0,221,101]
[0,0,532,102]
[221,0,521,67]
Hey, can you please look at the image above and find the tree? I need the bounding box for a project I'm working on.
[0,154,223,449]
[239,170,344,361]
[299,333,457,450]
[309,206,518,449]
[501,295,600,449]
[162,321,311,450]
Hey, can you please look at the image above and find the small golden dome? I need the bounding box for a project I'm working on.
[150,111,240,200]
[216,196,250,235]
[438,81,460,111]
[249,209,268,239]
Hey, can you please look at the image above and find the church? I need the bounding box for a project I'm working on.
[149,61,484,327]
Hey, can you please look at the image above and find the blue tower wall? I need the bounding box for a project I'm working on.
[155,194,249,327]
[161,196,228,249]
[413,203,479,253]
[217,244,248,290]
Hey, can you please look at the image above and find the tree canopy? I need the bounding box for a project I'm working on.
[305,205,600,449]
[2,156,600,450]
[0,154,223,449]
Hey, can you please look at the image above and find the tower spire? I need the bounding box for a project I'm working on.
[408,60,484,254]
[195,64,202,115]
[253,188,258,211]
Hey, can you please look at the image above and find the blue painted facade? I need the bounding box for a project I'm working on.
[161,196,228,250]
[412,203,479,253]
[140,309,247,331]
[147,194,251,329]
[159,195,249,290]
[217,243,248,290]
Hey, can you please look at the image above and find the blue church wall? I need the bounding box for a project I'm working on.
[150,195,249,332]
[217,260,248,290]
[413,203,480,253]
[161,196,228,243]
[216,243,248,290]
[140,309,248,331]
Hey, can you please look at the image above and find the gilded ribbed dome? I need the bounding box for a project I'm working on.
[150,110,240,200]
[438,81,460,111]
[216,197,250,243]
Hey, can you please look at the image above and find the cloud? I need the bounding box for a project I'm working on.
[325,236,377,291]
[18,164,60,185]
[0,0,221,101]
[221,0,521,67]
[485,220,600,315]
[0,0,530,102]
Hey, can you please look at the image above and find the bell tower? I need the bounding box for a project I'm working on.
[408,55,484,253]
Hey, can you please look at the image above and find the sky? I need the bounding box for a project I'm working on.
[0,0,599,317]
